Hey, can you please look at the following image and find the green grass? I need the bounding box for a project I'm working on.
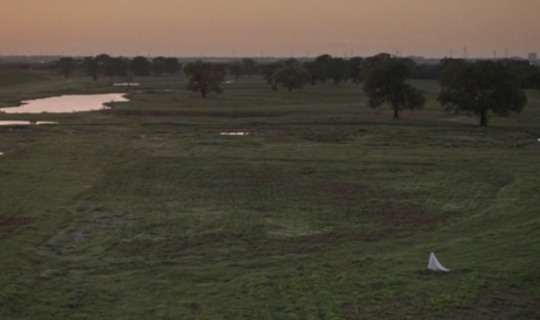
[0,69,49,88]
[0,74,539,319]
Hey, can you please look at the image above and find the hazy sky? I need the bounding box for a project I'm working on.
[1,0,538,58]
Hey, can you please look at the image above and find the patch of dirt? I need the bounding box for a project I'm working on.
[281,228,401,250]
[109,231,253,255]
[0,214,32,239]
[461,289,540,319]
[313,182,446,227]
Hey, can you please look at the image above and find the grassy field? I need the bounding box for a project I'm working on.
[1,70,539,319]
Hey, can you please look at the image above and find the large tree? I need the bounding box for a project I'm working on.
[262,61,284,90]
[271,60,310,92]
[438,59,527,126]
[184,60,226,98]
[150,57,180,76]
[363,57,425,119]
[114,57,130,77]
[229,62,243,79]
[56,57,77,78]
[303,60,324,85]
[83,56,99,80]
[152,56,167,75]
[328,57,349,85]
[347,57,364,83]
[130,56,151,76]
[164,57,181,75]
[306,54,333,84]
[241,58,258,77]
[100,56,130,78]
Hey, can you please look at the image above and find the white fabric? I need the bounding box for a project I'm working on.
[428,252,450,272]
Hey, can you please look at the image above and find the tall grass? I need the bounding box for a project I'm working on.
[0,74,539,319]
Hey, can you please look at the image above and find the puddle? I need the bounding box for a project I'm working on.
[0,152,3,156]
[220,132,250,136]
[0,93,128,114]
[0,120,58,126]
[113,83,140,87]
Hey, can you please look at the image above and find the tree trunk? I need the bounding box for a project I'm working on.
[201,88,206,98]
[479,111,488,126]
[393,108,399,119]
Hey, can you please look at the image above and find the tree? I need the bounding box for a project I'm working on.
[438,60,527,126]
[164,57,181,75]
[94,54,111,77]
[363,58,425,119]
[262,61,284,90]
[348,57,364,83]
[101,55,116,78]
[309,54,333,84]
[100,56,129,78]
[500,59,540,90]
[114,57,130,78]
[303,60,323,85]
[241,58,258,77]
[363,53,393,73]
[83,56,99,80]
[152,56,167,75]
[229,62,243,79]
[56,57,77,78]
[150,57,180,76]
[526,70,540,90]
[184,60,226,98]
[272,61,310,92]
[328,57,349,85]
[130,56,151,76]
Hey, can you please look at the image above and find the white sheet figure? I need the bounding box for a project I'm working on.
[428,252,450,272]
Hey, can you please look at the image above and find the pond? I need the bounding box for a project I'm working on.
[220,131,250,136]
[0,93,128,114]
[0,120,57,126]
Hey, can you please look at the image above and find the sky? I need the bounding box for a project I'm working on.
[1,0,539,58]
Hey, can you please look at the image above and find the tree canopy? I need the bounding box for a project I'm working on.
[262,61,284,90]
[83,57,99,80]
[363,56,425,119]
[130,56,151,76]
[347,57,364,83]
[438,59,527,126]
[184,60,226,98]
[153,57,181,76]
[241,58,258,77]
[303,54,353,85]
[56,57,76,78]
[271,60,311,92]
[164,57,181,75]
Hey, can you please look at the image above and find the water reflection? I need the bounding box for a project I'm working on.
[0,120,58,126]
[0,93,128,114]
[220,132,250,136]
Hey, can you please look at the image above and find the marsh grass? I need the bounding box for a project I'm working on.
[0,72,539,319]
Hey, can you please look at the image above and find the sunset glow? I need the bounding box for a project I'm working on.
[1,0,539,58]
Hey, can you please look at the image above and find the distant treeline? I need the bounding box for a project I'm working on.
[1,53,539,90]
